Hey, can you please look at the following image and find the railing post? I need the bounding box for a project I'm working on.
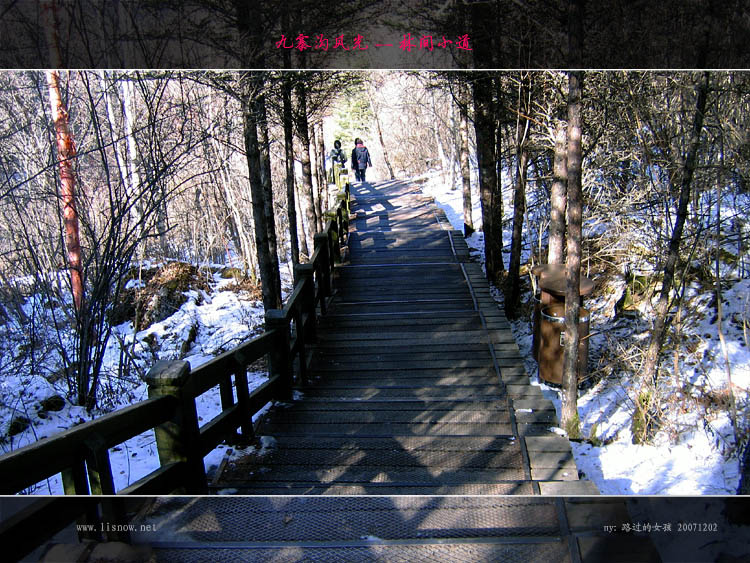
[326,221,338,269]
[233,364,255,443]
[265,310,294,401]
[314,232,331,312]
[143,360,207,494]
[294,263,317,382]
[336,207,345,260]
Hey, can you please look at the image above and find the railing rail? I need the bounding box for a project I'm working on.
[0,185,350,559]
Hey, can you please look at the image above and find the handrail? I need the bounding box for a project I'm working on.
[0,184,350,557]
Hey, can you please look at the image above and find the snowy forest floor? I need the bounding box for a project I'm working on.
[420,172,749,495]
[2,174,748,496]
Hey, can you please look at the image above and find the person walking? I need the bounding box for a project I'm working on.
[351,138,372,183]
[329,139,347,189]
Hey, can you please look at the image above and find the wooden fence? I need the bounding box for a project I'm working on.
[0,186,349,558]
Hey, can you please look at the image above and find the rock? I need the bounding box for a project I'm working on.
[221,267,244,280]
[8,415,30,436]
[39,394,66,412]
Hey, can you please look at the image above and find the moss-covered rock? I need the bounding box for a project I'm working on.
[221,267,245,281]
[8,415,30,437]
[111,262,211,330]
[39,395,65,412]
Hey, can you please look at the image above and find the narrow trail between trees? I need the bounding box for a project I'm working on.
[132,179,660,562]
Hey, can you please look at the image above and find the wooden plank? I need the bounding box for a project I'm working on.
[258,422,515,437]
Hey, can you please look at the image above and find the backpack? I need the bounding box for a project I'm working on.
[354,146,369,168]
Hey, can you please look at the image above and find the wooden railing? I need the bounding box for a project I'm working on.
[0,187,350,558]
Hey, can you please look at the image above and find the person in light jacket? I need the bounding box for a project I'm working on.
[351,138,372,183]
[329,139,347,189]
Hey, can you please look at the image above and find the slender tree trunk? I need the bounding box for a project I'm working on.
[430,89,449,176]
[310,123,323,231]
[449,97,458,190]
[282,74,300,266]
[560,69,584,437]
[293,76,318,248]
[639,72,710,391]
[459,84,474,236]
[507,72,531,318]
[315,121,328,216]
[46,70,85,314]
[256,92,282,305]
[472,73,501,281]
[548,120,567,264]
[295,174,310,257]
[242,73,281,311]
[367,85,395,180]
[121,76,145,231]
[559,0,585,437]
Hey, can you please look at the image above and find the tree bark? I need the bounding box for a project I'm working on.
[561,70,584,438]
[315,121,328,216]
[459,83,474,236]
[548,120,567,264]
[295,172,310,257]
[507,71,532,318]
[242,73,281,311]
[46,70,85,314]
[293,75,318,250]
[283,77,300,266]
[472,73,502,281]
[639,72,710,390]
[309,122,323,232]
[560,0,585,437]
[367,85,395,180]
[256,92,282,306]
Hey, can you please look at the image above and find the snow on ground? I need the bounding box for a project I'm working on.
[1,267,293,495]
[422,170,748,495]
[3,173,747,496]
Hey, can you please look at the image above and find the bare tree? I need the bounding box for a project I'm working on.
[560,70,584,438]
[472,73,503,281]
[242,72,282,311]
[507,71,533,318]
[45,70,85,314]
[634,72,711,442]
[560,0,585,437]
[293,73,319,251]
[458,82,474,236]
[282,71,300,267]
[548,120,567,264]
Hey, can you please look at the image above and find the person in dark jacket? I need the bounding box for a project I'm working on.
[351,138,372,183]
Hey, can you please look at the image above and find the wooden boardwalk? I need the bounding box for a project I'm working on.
[215,179,597,496]
[130,181,663,563]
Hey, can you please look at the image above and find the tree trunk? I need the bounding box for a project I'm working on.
[449,98,458,190]
[560,69,584,438]
[548,120,567,264]
[310,123,324,231]
[638,72,710,401]
[430,89,450,176]
[295,172,310,258]
[121,77,145,233]
[293,76,318,248]
[507,72,532,318]
[459,84,474,236]
[472,73,502,281]
[315,121,328,216]
[256,92,282,306]
[242,73,281,311]
[282,75,300,266]
[46,70,85,314]
[559,0,585,438]
[366,85,395,181]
